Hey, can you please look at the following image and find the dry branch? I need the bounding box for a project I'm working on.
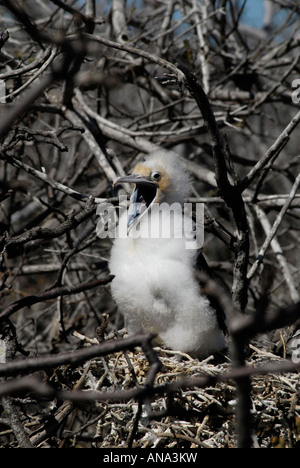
[0,276,113,320]
[177,63,250,314]
[0,0,299,449]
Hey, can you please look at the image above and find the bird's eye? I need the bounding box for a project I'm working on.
[151,171,161,181]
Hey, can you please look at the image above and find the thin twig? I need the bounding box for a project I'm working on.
[250,204,299,302]
[240,110,300,192]
[247,173,300,284]
[0,276,113,320]
[177,63,250,313]
[0,333,155,377]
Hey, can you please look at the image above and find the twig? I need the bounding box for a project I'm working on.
[48,0,100,27]
[82,33,186,83]
[191,0,210,93]
[111,0,129,43]
[0,198,97,256]
[0,350,299,403]
[0,333,155,377]
[177,63,250,313]
[229,299,300,342]
[30,362,91,447]
[127,400,143,448]
[250,204,299,302]
[0,151,114,204]
[230,335,253,448]
[0,46,53,80]
[188,194,300,207]
[154,429,213,449]
[1,396,34,448]
[5,46,58,100]
[72,89,160,154]
[64,106,119,183]
[247,173,300,285]
[240,110,300,192]
[0,276,113,320]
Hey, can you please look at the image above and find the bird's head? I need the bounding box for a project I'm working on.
[114,150,191,232]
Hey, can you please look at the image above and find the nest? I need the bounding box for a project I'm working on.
[64,332,300,449]
[0,329,299,448]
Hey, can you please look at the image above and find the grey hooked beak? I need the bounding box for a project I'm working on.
[113,174,153,187]
[114,174,158,232]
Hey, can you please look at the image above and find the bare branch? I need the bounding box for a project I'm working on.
[0,333,155,377]
[177,63,250,313]
[247,173,300,286]
[240,110,300,192]
[0,276,113,320]
[0,0,299,449]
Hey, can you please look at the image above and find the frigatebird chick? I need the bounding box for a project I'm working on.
[109,150,226,357]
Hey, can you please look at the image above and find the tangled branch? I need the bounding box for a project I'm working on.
[0,0,299,449]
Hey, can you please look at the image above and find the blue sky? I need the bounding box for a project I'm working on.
[86,1,290,32]
[125,1,287,29]
[238,0,292,33]
[239,0,265,28]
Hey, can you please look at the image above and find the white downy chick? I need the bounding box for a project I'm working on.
[109,150,226,357]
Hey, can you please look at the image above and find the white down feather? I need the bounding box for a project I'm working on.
[109,151,225,357]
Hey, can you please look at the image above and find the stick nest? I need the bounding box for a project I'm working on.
[55,333,300,448]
